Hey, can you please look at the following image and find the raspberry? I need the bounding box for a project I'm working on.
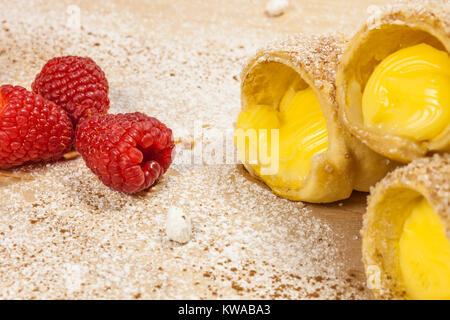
[75,112,175,194]
[32,56,110,126]
[0,85,74,169]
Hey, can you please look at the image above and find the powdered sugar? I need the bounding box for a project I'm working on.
[0,0,377,299]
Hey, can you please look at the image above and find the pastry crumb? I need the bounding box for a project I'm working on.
[166,206,192,244]
[265,0,289,17]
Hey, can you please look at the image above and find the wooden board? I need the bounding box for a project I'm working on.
[0,0,395,299]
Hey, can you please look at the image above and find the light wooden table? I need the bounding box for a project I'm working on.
[0,0,394,299]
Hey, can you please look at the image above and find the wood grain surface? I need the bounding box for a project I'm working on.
[0,0,397,299]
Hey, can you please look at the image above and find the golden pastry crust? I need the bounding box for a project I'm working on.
[362,154,450,299]
[336,0,450,163]
[240,35,397,203]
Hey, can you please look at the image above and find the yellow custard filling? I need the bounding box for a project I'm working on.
[399,197,450,300]
[235,87,328,189]
[362,43,450,142]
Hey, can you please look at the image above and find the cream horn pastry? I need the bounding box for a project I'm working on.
[337,0,450,163]
[234,35,397,203]
[362,154,450,300]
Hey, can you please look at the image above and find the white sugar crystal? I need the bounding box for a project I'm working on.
[265,0,289,17]
[166,206,192,244]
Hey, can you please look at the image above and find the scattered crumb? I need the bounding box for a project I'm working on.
[166,206,192,244]
[265,0,289,17]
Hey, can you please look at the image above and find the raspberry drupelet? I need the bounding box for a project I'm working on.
[32,56,110,126]
[75,112,175,194]
[0,85,74,169]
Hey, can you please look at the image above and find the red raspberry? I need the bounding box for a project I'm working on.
[75,112,175,194]
[0,85,74,169]
[32,56,110,126]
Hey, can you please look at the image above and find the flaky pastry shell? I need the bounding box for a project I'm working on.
[362,154,450,299]
[336,0,450,163]
[239,35,396,203]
